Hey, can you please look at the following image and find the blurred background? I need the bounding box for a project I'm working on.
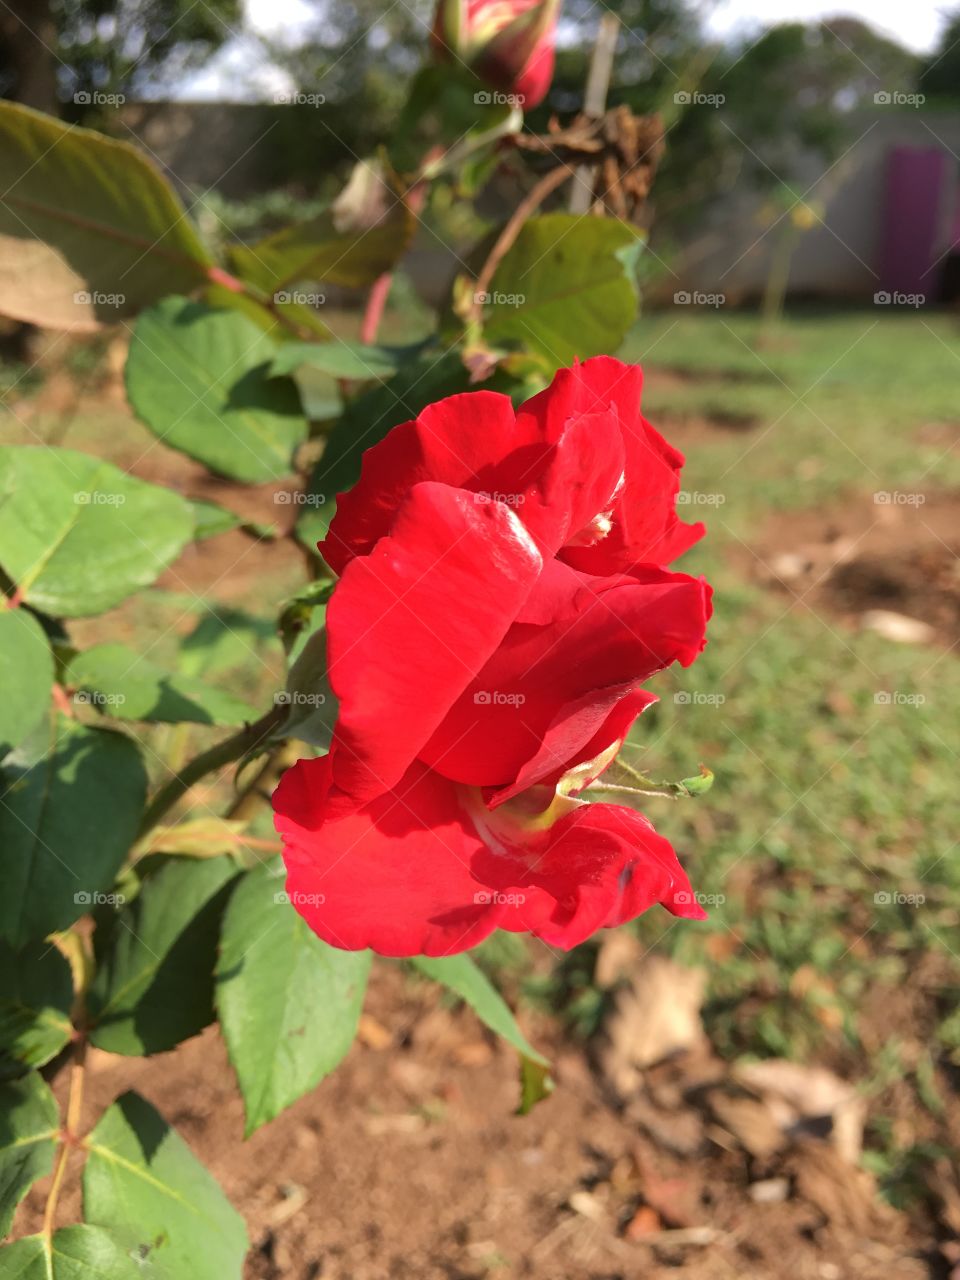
[3,2,960,1277]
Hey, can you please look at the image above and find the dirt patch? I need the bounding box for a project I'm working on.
[15,964,951,1280]
[738,491,960,648]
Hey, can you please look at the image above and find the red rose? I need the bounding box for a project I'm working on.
[431,0,560,109]
[274,357,712,957]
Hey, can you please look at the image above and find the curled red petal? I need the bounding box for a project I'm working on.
[326,480,543,804]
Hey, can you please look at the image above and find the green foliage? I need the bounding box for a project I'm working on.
[88,857,239,1055]
[0,103,212,329]
[0,1225,146,1278]
[0,940,73,1076]
[483,214,644,366]
[84,1092,248,1277]
[0,1072,59,1235]
[0,610,53,757]
[125,298,308,483]
[0,446,193,617]
[0,719,146,948]
[67,643,257,725]
[216,859,372,1135]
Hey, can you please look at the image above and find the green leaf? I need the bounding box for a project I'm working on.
[0,102,212,331]
[0,1226,146,1279]
[84,1092,248,1278]
[125,298,308,483]
[178,608,279,680]
[189,498,275,543]
[0,940,73,1076]
[0,610,53,757]
[518,1055,555,1115]
[67,643,256,726]
[302,348,469,552]
[229,188,412,296]
[269,340,412,381]
[0,447,193,618]
[280,625,337,749]
[88,857,238,1056]
[0,1071,59,1236]
[0,719,146,948]
[411,954,547,1066]
[483,213,644,365]
[216,860,371,1135]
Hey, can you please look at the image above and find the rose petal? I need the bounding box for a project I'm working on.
[326,480,543,804]
[419,560,712,786]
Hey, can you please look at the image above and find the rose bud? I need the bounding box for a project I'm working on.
[431,0,560,109]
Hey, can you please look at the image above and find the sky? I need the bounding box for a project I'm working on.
[177,0,951,99]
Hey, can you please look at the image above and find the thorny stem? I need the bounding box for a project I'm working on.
[138,704,288,838]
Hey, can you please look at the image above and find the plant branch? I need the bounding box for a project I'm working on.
[469,163,574,326]
[138,704,288,838]
[42,1035,87,1239]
